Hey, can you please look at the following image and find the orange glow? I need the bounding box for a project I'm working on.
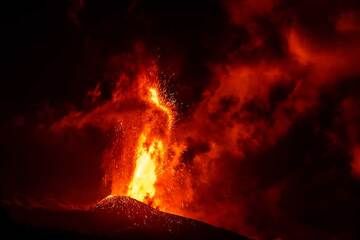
[149,87,174,127]
[127,133,163,202]
[126,86,174,205]
[47,3,360,237]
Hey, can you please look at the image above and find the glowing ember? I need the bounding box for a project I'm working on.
[126,87,174,205]
[148,87,174,126]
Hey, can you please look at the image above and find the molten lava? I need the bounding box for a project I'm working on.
[126,86,174,205]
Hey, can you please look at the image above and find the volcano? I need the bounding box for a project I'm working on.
[1,196,249,240]
[2,0,360,238]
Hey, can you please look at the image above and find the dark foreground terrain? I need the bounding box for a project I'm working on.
[0,196,249,240]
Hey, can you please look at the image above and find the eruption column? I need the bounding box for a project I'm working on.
[126,87,174,204]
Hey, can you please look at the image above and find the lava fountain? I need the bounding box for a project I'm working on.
[126,86,174,205]
[52,60,187,214]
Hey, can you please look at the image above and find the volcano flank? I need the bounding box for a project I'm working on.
[1,196,249,240]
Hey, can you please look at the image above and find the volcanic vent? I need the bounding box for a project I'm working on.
[93,195,248,239]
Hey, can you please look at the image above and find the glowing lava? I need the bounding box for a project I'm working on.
[126,87,174,204]
[127,133,164,202]
[148,87,174,126]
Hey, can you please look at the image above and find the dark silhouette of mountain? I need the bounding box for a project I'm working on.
[0,196,249,239]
